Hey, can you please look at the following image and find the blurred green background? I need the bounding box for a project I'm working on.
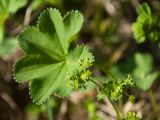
[1,0,160,120]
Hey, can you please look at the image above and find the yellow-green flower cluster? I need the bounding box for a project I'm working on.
[67,58,93,90]
[98,74,135,101]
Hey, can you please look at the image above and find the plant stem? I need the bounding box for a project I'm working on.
[118,98,123,113]
[90,79,102,88]
[148,90,159,118]
[110,100,122,120]
[47,99,53,120]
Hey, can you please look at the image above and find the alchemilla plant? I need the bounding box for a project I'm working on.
[13,8,94,104]
[13,8,139,119]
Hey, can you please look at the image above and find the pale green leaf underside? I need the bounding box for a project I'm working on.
[133,53,158,90]
[109,53,158,91]
[13,8,93,104]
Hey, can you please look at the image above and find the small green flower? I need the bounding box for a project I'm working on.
[129,95,135,103]
[98,74,135,101]
[67,58,93,90]
[126,111,141,120]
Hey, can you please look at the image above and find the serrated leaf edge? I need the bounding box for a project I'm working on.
[13,8,92,105]
[13,56,27,83]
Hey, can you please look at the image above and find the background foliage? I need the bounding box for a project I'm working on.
[1,0,160,120]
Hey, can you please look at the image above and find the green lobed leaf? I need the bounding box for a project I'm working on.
[13,8,94,104]
[64,10,84,48]
[132,3,153,43]
[18,27,64,61]
[133,53,158,90]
